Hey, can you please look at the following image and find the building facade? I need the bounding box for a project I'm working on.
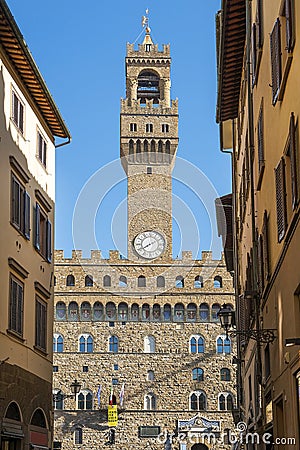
[53,26,236,450]
[216,0,300,448]
[0,1,70,449]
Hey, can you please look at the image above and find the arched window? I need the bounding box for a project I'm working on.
[147,370,155,381]
[175,276,184,288]
[137,70,160,104]
[150,140,156,162]
[68,302,79,321]
[187,303,197,322]
[163,304,171,321]
[214,276,223,288]
[80,302,91,321]
[174,303,184,321]
[136,139,142,162]
[157,276,165,288]
[220,368,231,381]
[74,427,83,444]
[138,275,146,287]
[129,139,134,162]
[79,334,93,353]
[106,302,116,320]
[211,303,221,321]
[165,140,171,162]
[5,402,21,421]
[53,333,63,352]
[143,140,149,162]
[66,274,75,286]
[190,391,206,411]
[118,303,128,321]
[119,276,127,287]
[144,393,156,410]
[53,389,64,410]
[194,275,204,288]
[217,336,231,354]
[131,303,139,321]
[93,302,103,321]
[30,409,47,428]
[56,302,66,320]
[109,335,119,353]
[85,275,93,287]
[144,335,155,353]
[103,275,111,287]
[190,336,205,354]
[77,390,93,410]
[218,393,234,411]
[199,303,209,321]
[142,304,150,320]
[158,140,163,162]
[192,368,204,382]
[153,304,161,321]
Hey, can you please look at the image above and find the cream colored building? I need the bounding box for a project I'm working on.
[0,1,70,449]
[53,27,236,450]
[217,0,300,448]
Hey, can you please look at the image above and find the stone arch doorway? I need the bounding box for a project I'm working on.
[1,401,23,450]
[191,444,209,450]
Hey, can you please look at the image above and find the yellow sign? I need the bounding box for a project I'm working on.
[108,405,118,427]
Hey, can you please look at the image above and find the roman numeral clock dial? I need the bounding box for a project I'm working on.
[133,231,166,259]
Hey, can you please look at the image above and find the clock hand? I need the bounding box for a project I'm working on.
[143,239,155,249]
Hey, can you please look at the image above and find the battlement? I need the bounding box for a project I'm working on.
[127,42,170,57]
[120,98,178,114]
[54,249,225,265]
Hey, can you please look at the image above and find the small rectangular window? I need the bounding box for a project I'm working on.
[83,365,89,372]
[53,366,59,372]
[9,275,24,336]
[112,378,118,385]
[162,124,169,133]
[109,321,115,327]
[35,296,47,352]
[270,19,282,104]
[37,131,47,167]
[12,91,24,133]
[145,44,151,52]
[147,167,152,174]
[130,123,137,132]
[11,174,30,239]
[113,364,119,371]
[139,426,161,438]
[146,123,153,133]
[275,158,287,242]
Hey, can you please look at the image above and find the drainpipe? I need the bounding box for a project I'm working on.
[246,0,263,421]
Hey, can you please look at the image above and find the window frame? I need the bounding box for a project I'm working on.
[11,89,24,134]
[35,296,47,352]
[37,130,47,168]
[34,202,52,262]
[11,173,30,240]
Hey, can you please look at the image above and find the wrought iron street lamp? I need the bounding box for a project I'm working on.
[53,379,81,403]
[218,303,276,343]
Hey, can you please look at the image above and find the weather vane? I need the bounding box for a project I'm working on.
[142,8,150,30]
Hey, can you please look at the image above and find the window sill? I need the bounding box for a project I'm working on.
[33,345,48,356]
[7,329,25,342]
[10,221,30,241]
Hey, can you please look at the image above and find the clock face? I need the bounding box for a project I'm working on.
[133,231,165,259]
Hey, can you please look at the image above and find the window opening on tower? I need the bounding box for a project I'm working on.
[137,71,160,104]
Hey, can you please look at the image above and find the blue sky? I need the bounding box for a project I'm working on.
[7,0,231,259]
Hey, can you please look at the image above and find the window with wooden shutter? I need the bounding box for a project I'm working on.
[257,101,265,189]
[9,275,24,336]
[34,203,52,261]
[262,210,270,281]
[257,232,264,293]
[35,296,47,351]
[270,19,282,104]
[289,112,298,209]
[285,0,295,52]
[11,174,30,240]
[252,23,257,84]
[257,0,263,48]
[275,158,287,242]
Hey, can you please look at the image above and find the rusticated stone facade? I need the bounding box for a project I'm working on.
[53,250,236,450]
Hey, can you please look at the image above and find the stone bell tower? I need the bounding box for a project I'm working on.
[120,25,179,261]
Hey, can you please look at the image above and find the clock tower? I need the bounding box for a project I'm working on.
[120,26,179,261]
